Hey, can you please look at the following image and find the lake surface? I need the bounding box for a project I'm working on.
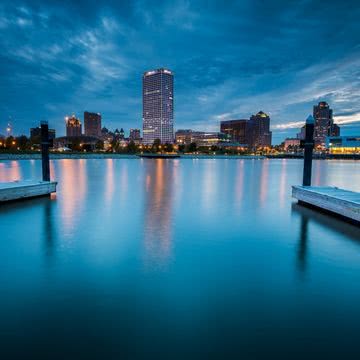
[1,158,360,359]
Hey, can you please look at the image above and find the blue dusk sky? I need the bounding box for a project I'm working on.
[1,0,360,143]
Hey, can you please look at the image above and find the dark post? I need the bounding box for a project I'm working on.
[302,115,315,186]
[41,121,50,182]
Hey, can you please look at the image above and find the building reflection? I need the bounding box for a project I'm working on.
[59,159,87,233]
[234,160,244,212]
[259,159,269,206]
[201,160,217,212]
[279,159,287,208]
[143,159,176,268]
[312,160,328,186]
[105,159,115,205]
[0,161,21,182]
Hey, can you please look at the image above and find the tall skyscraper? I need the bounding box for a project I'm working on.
[143,68,174,144]
[220,119,248,144]
[313,101,340,147]
[84,111,101,138]
[248,111,272,148]
[65,115,82,137]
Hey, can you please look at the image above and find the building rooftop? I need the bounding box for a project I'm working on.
[143,68,173,77]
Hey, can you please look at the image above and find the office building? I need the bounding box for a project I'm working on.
[220,119,248,144]
[143,68,174,144]
[66,115,82,137]
[313,101,340,147]
[84,112,101,138]
[175,129,228,147]
[248,111,272,148]
[297,125,306,140]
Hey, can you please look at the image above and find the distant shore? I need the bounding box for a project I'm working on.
[0,153,265,160]
[0,153,359,161]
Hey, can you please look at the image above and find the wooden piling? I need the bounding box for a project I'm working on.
[302,115,314,186]
[41,121,50,182]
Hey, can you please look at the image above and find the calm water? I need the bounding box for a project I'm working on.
[1,158,360,359]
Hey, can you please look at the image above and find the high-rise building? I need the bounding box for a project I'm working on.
[129,129,141,141]
[220,119,248,144]
[143,68,174,144]
[65,115,82,137]
[313,101,340,147]
[248,111,272,148]
[84,111,101,138]
[331,123,341,137]
[297,125,306,140]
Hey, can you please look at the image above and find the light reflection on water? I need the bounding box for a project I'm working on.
[0,158,360,359]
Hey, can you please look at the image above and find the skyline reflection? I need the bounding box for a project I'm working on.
[59,159,87,233]
[142,159,176,268]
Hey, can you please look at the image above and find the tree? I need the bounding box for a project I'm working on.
[70,137,82,151]
[152,138,161,152]
[188,142,197,153]
[16,135,29,151]
[164,143,173,152]
[95,140,104,151]
[178,144,185,153]
[127,140,137,153]
[5,136,16,149]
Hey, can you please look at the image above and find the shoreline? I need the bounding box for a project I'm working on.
[0,153,359,161]
[0,153,265,160]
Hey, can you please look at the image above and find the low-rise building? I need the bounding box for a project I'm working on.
[54,135,100,151]
[175,129,193,145]
[175,129,229,147]
[326,136,360,154]
[30,127,56,143]
[284,138,301,151]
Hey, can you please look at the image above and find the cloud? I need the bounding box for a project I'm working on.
[335,112,360,125]
[0,0,360,142]
[272,121,305,130]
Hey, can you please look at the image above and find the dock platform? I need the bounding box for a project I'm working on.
[0,180,57,203]
[292,186,360,223]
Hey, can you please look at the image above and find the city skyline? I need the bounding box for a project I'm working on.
[1,1,360,144]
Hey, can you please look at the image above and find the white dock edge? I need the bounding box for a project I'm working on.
[292,185,360,223]
[0,180,57,202]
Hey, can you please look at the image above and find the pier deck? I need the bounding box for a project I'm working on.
[292,185,360,223]
[0,180,57,202]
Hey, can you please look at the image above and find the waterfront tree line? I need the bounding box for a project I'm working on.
[0,134,279,155]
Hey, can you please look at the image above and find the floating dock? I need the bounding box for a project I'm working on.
[292,186,360,223]
[0,180,57,203]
